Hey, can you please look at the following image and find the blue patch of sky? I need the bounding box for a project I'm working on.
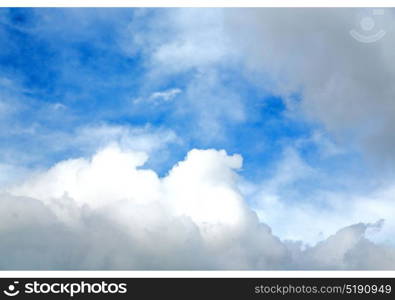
[0,7,366,187]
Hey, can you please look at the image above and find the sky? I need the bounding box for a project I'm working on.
[1,7,395,269]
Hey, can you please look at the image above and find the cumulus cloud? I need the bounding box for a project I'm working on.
[1,145,394,270]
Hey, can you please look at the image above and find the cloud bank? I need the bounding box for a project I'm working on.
[1,145,394,270]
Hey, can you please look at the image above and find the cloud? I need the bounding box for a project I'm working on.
[134,88,182,105]
[0,163,30,187]
[1,8,395,270]
[289,220,395,270]
[150,88,182,102]
[0,121,179,177]
[0,76,27,120]
[124,9,246,141]
[125,7,395,163]
[245,141,395,248]
[71,124,179,156]
[124,8,395,252]
[223,8,395,164]
[1,145,394,269]
[124,9,237,74]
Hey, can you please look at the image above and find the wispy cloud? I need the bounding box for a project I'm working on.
[133,88,182,104]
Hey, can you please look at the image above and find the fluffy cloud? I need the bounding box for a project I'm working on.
[1,145,394,269]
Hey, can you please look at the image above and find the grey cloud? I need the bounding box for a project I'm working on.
[1,192,394,270]
[289,220,395,270]
[223,8,395,164]
[123,8,395,162]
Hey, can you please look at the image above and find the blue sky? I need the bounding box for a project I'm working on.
[0,8,354,177]
[1,7,395,269]
[0,7,380,213]
[0,7,379,228]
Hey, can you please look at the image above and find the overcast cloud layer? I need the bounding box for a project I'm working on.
[1,8,395,269]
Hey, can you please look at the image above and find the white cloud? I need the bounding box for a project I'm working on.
[51,103,67,110]
[150,88,182,102]
[288,220,395,270]
[134,88,182,105]
[125,9,237,74]
[124,9,245,141]
[180,69,246,141]
[0,77,27,120]
[1,145,394,269]
[71,124,179,155]
[247,143,395,248]
[0,122,179,175]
